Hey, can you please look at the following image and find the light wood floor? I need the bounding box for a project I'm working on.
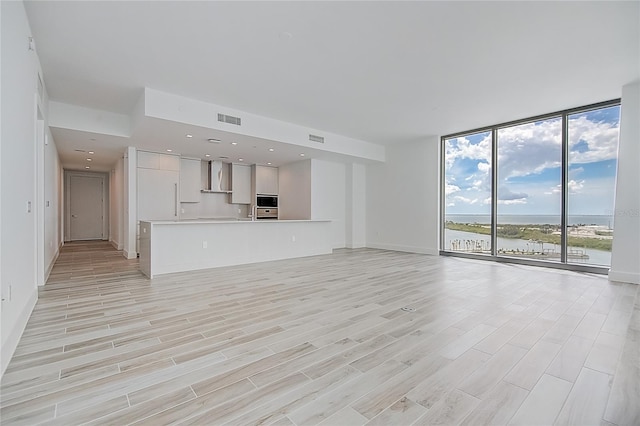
[1,241,638,425]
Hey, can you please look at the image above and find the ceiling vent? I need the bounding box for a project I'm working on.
[218,113,241,126]
[309,134,325,144]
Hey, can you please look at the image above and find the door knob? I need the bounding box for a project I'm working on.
[72,214,78,218]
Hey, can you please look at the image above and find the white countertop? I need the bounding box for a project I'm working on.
[142,218,330,225]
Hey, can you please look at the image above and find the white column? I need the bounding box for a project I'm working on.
[123,147,137,259]
[609,81,640,285]
[346,163,366,248]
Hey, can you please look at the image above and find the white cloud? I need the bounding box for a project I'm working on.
[500,198,528,205]
[568,179,585,193]
[452,195,478,205]
[445,134,492,170]
[569,167,584,180]
[445,183,460,195]
[499,186,529,201]
[549,179,585,195]
[497,119,562,179]
[477,162,491,172]
[568,115,619,164]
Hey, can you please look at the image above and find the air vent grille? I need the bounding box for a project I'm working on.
[218,113,241,126]
[309,134,325,144]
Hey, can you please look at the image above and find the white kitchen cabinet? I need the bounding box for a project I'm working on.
[137,168,180,220]
[137,151,180,171]
[255,165,279,195]
[180,158,201,202]
[231,164,252,204]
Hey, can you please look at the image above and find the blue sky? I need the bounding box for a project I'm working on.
[445,105,620,216]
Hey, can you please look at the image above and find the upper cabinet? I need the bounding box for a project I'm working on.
[137,151,180,171]
[180,158,201,203]
[254,165,279,195]
[231,164,252,204]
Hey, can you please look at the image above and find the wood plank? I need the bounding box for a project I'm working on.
[555,368,612,425]
[508,374,572,425]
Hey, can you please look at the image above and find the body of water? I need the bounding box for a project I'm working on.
[446,214,613,228]
[444,229,611,266]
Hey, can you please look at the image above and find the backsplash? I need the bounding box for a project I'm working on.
[180,193,249,219]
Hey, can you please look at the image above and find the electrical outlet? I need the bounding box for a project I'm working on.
[238,208,242,214]
[181,208,185,214]
[291,235,296,242]
[202,241,208,249]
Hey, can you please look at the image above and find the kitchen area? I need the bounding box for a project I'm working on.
[135,150,333,278]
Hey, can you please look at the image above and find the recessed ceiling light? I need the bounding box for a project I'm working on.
[238,158,244,162]
[186,134,193,138]
[208,138,221,143]
[268,148,275,152]
[86,158,92,161]
[85,166,90,169]
[267,162,272,165]
[300,153,305,156]
[88,151,94,154]
[205,154,210,157]
[166,149,172,152]
[231,142,238,146]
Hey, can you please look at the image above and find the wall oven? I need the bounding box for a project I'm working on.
[256,195,278,208]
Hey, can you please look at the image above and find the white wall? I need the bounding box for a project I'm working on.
[277,159,347,248]
[311,159,346,249]
[366,137,440,255]
[44,128,63,278]
[110,157,124,249]
[346,163,366,248]
[279,160,311,220]
[610,81,640,284]
[1,0,45,376]
[0,0,3,379]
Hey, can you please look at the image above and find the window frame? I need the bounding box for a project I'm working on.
[440,99,621,274]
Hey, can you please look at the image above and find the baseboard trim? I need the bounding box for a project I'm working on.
[110,240,123,250]
[1,287,38,378]
[366,243,439,256]
[608,270,640,285]
[123,249,137,260]
[44,243,62,283]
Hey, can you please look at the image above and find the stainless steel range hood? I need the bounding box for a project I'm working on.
[202,160,231,193]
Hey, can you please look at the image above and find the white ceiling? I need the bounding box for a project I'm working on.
[24,1,640,172]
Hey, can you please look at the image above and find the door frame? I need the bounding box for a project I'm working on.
[64,171,109,242]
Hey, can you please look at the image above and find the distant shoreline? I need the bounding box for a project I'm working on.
[445,214,613,227]
[444,222,612,252]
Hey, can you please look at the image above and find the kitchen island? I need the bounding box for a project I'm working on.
[139,219,332,278]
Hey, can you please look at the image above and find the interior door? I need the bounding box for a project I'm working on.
[69,175,104,240]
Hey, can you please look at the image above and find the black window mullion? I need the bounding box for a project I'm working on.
[491,128,498,256]
[561,113,569,264]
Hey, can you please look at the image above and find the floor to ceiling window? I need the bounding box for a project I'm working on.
[442,130,493,255]
[441,100,620,270]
